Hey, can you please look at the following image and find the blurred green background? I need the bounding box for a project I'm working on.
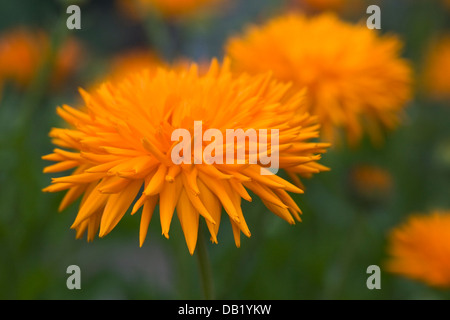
[0,0,449,300]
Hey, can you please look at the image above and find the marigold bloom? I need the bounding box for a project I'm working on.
[385,211,450,288]
[0,28,81,92]
[42,58,329,254]
[423,36,450,99]
[226,13,412,146]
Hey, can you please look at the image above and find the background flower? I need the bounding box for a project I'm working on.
[0,28,81,93]
[226,13,412,146]
[385,211,450,288]
[422,36,450,99]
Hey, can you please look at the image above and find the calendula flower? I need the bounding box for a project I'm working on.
[226,13,412,146]
[423,36,450,99]
[385,211,450,288]
[42,58,329,254]
[0,28,81,92]
[116,0,220,20]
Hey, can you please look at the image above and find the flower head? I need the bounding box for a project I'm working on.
[226,13,412,146]
[0,28,81,91]
[385,210,450,288]
[42,58,329,254]
[423,36,450,99]
[0,29,45,88]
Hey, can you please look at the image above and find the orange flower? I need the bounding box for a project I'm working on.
[423,36,450,99]
[226,13,412,146]
[51,37,83,88]
[42,58,329,254]
[0,28,81,92]
[0,29,44,88]
[386,210,450,288]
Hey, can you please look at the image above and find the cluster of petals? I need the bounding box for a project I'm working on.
[43,58,329,254]
[226,13,412,145]
[386,211,450,288]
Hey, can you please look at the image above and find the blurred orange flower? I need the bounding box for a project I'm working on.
[226,13,412,146]
[0,28,81,93]
[423,36,450,99]
[386,210,450,288]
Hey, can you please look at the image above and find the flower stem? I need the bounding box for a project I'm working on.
[196,224,215,300]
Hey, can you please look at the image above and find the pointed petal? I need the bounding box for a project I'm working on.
[197,179,222,244]
[159,176,183,238]
[177,189,200,255]
[139,195,158,247]
[99,179,143,237]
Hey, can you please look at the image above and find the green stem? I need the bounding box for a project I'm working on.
[196,224,215,300]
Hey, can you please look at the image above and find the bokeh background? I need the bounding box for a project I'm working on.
[0,0,449,300]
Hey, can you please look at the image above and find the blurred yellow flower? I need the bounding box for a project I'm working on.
[42,58,329,254]
[386,210,450,288]
[0,28,81,93]
[226,13,412,146]
[423,36,450,99]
